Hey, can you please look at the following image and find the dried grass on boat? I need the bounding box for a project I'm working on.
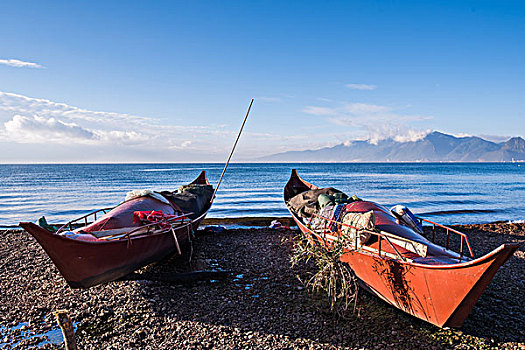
[291,229,359,318]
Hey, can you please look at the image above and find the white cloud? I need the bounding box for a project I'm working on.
[451,132,472,138]
[328,116,353,126]
[5,115,96,143]
[393,129,431,143]
[302,106,337,115]
[357,123,431,145]
[169,140,193,150]
[3,115,153,145]
[342,103,390,114]
[345,83,377,90]
[304,102,392,117]
[0,90,440,162]
[98,130,149,145]
[0,91,154,130]
[0,59,44,69]
[256,96,281,102]
[0,91,158,146]
[304,100,433,145]
[0,91,250,161]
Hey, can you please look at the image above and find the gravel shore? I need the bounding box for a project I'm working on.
[0,221,523,349]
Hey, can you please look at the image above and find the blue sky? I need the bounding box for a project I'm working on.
[0,0,523,162]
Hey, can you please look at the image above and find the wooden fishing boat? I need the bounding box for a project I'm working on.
[20,171,213,288]
[284,169,519,328]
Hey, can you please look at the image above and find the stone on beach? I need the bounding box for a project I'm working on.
[0,221,523,349]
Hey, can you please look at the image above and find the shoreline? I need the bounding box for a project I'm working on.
[3,216,524,230]
[0,222,523,349]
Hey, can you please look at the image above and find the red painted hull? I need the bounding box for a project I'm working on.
[20,171,211,288]
[285,169,519,327]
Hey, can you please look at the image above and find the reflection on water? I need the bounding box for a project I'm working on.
[0,321,78,348]
[232,274,270,298]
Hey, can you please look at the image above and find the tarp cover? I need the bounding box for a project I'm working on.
[287,187,345,218]
[158,184,213,220]
[79,196,176,233]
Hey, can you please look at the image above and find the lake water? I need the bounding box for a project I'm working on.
[0,163,523,227]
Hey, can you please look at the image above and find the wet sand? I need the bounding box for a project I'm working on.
[0,220,523,349]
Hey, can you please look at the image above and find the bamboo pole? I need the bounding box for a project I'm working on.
[210,99,254,203]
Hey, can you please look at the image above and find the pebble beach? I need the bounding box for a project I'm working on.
[0,221,523,349]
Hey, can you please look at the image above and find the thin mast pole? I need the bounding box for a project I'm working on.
[211,98,254,203]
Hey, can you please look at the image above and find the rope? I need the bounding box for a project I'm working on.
[187,224,194,263]
[171,226,182,255]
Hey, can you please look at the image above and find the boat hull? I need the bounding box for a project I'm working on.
[293,217,517,327]
[285,169,519,327]
[20,215,205,288]
[19,171,211,288]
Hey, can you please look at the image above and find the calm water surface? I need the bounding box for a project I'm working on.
[0,163,523,227]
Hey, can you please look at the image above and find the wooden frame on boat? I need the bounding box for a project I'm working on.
[56,207,114,231]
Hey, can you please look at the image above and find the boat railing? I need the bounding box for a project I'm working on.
[417,217,475,259]
[306,213,420,262]
[57,209,194,241]
[306,212,474,262]
[56,207,114,234]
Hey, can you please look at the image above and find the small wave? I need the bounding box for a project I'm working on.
[47,209,99,216]
[0,194,23,200]
[0,224,22,229]
[302,172,419,178]
[419,209,500,216]
[216,198,285,205]
[299,172,333,176]
[217,193,282,199]
[402,199,485,207]
[507,219,524,224]
[433,191,484,196]
[209,207,288,215]
[138,167,205,172]
[219,187,278,192]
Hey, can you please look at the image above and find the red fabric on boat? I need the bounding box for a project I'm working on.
[132,210,186,229]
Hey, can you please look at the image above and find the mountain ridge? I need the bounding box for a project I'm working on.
[259,132,525,162]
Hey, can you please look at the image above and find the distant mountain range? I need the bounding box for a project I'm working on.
[260,132,525,162]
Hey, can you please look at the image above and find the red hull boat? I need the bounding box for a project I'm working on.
[20,171,212,288]
[284,169,519,328]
